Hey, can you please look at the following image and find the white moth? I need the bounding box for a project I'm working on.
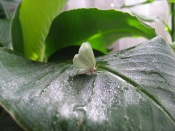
[73,42,96,74]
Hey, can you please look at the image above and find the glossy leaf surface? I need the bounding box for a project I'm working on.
[0,36,175,131]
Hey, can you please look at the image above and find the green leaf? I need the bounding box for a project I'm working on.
[46,8,156,58]
[12,0,67,61]
[169,0,175,3]
[0,19,12,47]
[11,4,24,56]
[131,12,157,22]
[1,36,175,130]
[170,41,175,52]
[121,0,155,8]
[0,0,21,19]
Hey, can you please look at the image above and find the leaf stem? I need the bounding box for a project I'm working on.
[121,0,155,8]
[38,45,46,62]
[171,3,175,42]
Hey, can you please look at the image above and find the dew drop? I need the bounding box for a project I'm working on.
[53,121,57,125]
[68,76,74,81]
[107,61,111,65]
[67,76,74,89]
[139,125,142,130]
[73,105,87,126]
[43,88,47,92]
[124,86,129,90]
[124,116,129,121]
[70,82,73,87]
[41,86,49,94]
[110,2,115,7]
[36,80,39,84]
[120,88,125,93]
[93,81,96,87]
[56,113,60,118]
[120,54,131,59]
[73,105,87,114]
[61,81,64,85]
[161,120,165,125]
[105,117,109,126]
[68,85,72,90]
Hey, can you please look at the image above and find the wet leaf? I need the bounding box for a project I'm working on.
[0,36,175,130]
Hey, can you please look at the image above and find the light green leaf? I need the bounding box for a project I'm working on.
[169,0,175,3]
[170,41,175,52]
[1,36,175,130]
[12,0,67,61]
[45,8,156,58]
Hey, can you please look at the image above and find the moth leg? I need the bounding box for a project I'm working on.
[78,68,96,75]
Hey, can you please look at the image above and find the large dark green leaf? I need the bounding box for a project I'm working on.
[0,36,175,130]
[46,8,156,58]
[12,0,67,61]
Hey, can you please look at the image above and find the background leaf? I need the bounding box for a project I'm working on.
[45,8,156,58]
[0,36,175,130]
[169,0,175,3]
[0,0,21,19]
[0,19,12,47]
[121,0,155,8]
[170,41,175,52]
[12,0,67,61]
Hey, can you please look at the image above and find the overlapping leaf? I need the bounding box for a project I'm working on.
[45,8,156,58]
[12,0,67,61]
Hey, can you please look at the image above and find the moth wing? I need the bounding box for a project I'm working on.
[73,42,96,70]
[73,54,91,69]
[78,42,96,68]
